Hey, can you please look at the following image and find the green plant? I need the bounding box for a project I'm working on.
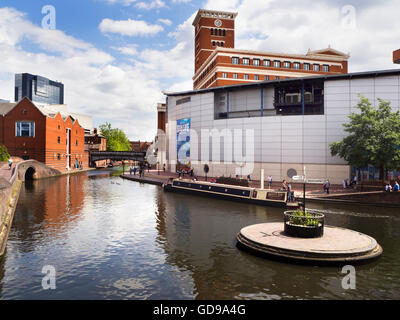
[0,144,10,162]
[289,209,320,227]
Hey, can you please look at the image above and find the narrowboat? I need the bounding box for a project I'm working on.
[163,178,300,209]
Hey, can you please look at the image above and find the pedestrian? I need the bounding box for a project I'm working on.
[385,183,392,192]
[342,178,347,189]
[323,180,330,194]
[133,167,137,176]
[394,181,400,192]
[163,164,166,172]
[281,180,287,190]
[190,168,194,177]
[267,175,272,189]
[8,157,12,170]
[247,174,251,181]
[287,183,293,202]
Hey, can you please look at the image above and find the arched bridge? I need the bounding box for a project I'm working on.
[89,151,146,163]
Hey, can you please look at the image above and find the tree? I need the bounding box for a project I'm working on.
[99,122,132,151]
[0,144,10,162]
[330,96,400,180]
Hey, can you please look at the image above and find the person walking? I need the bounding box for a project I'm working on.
[394,181,400,192]
[267,175,272,189]
[8,157,12,170]
[323,180,331,194]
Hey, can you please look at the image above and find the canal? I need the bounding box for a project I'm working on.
[0,170,399,299]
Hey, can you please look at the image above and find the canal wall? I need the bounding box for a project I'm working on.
[0,164,22,256]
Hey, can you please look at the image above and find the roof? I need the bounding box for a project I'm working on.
[192,9,238,26]
[165,68,400,97]
[0,103,17,116]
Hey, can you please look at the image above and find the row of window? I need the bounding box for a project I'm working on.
[231,57,330,72]
[210,28,226,37]
[212,41,224,47]
[221,73,281,81]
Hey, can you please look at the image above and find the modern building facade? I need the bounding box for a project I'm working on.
[192,9,350,90]
[15,73,64,105]
[0,97,88,171]
[164,69,400,184]
[394,49,400,64]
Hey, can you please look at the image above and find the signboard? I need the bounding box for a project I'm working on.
[176,118,191,170]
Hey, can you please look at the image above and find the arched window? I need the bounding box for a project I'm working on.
[218,29,221,36]
[223,29,226,36]
[210,28,213,35]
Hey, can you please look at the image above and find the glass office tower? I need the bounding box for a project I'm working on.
[15,73,64,105]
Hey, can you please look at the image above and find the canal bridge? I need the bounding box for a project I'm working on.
[89,151,147,165]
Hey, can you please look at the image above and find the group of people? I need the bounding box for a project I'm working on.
[385,181,400,192]
[342,176,358,189]
[129,165,145,177]
[177,167,194,178]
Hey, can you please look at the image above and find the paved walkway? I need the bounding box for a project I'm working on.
[121,169,363,198]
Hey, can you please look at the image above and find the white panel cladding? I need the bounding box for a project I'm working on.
[263,87,275,110]
[167,72,400,172]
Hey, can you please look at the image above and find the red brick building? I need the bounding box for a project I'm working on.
[394,49,400,64]
[192,9,350,90]
[130,141,151,153]
[85,129,107,167]
[0,97,87,172]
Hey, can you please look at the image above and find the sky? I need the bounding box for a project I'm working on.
[0,0,399,141]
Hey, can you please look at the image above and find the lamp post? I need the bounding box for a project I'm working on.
[158,161,160,175]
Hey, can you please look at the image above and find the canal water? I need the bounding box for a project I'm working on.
[0,170,399,299]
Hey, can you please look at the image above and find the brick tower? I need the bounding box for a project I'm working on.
[192,9,238,73]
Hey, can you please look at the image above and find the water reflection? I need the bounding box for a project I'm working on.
[0,172,399,299]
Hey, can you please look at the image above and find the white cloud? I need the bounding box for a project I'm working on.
[112,45,138,56]
[203,0,400,72]
[135,0,166,10]
[172,0,191,3]
[99,18,163,36]
[158,18,172,26]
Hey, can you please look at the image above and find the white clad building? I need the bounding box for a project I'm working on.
[164,69,400,184]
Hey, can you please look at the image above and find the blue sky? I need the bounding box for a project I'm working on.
[0,0,399,140]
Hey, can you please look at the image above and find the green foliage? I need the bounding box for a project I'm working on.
[330,96,400,179]
[0,144,10,162]
[99,122,132,152]
[289,209,320,227]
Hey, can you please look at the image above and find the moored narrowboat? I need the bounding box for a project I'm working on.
[163,178,300,209]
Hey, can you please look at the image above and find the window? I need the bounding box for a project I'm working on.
[16,121,35,137]
[58,125,60,130]
[57,153,61,160]
[233,73,238,79]
[313,64,320,71]
[254,75,259,80]
[283,61,291,68]
[275,76,280,80]
[222,72,228,78]
[223,29,226,36]
[210,29,213,35]
[265,75,269,80]
[221,42,224,47]
[243,58,250,65]
[218,29,222,36]
[274,60,281,68]
[244,74,249,80]
[293,62,301,69]
[76,140,78,146]
[217,42,220,46]
[232,57,239,64]
[263,59,271,67]
[212,41,215,46]
[253,59,260,66]
[323,65,329,72]
[304,63,310,70]
[57,137,61,144]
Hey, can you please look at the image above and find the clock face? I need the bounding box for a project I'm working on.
[214,19,222,27]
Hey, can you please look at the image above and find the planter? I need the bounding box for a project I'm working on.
[284,210,325,238]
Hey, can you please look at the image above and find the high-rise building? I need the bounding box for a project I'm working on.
[394,49,400,64]
[192,9,350,90]
[15,73,64,105]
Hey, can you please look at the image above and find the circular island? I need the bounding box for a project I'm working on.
[237,218,382,265]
